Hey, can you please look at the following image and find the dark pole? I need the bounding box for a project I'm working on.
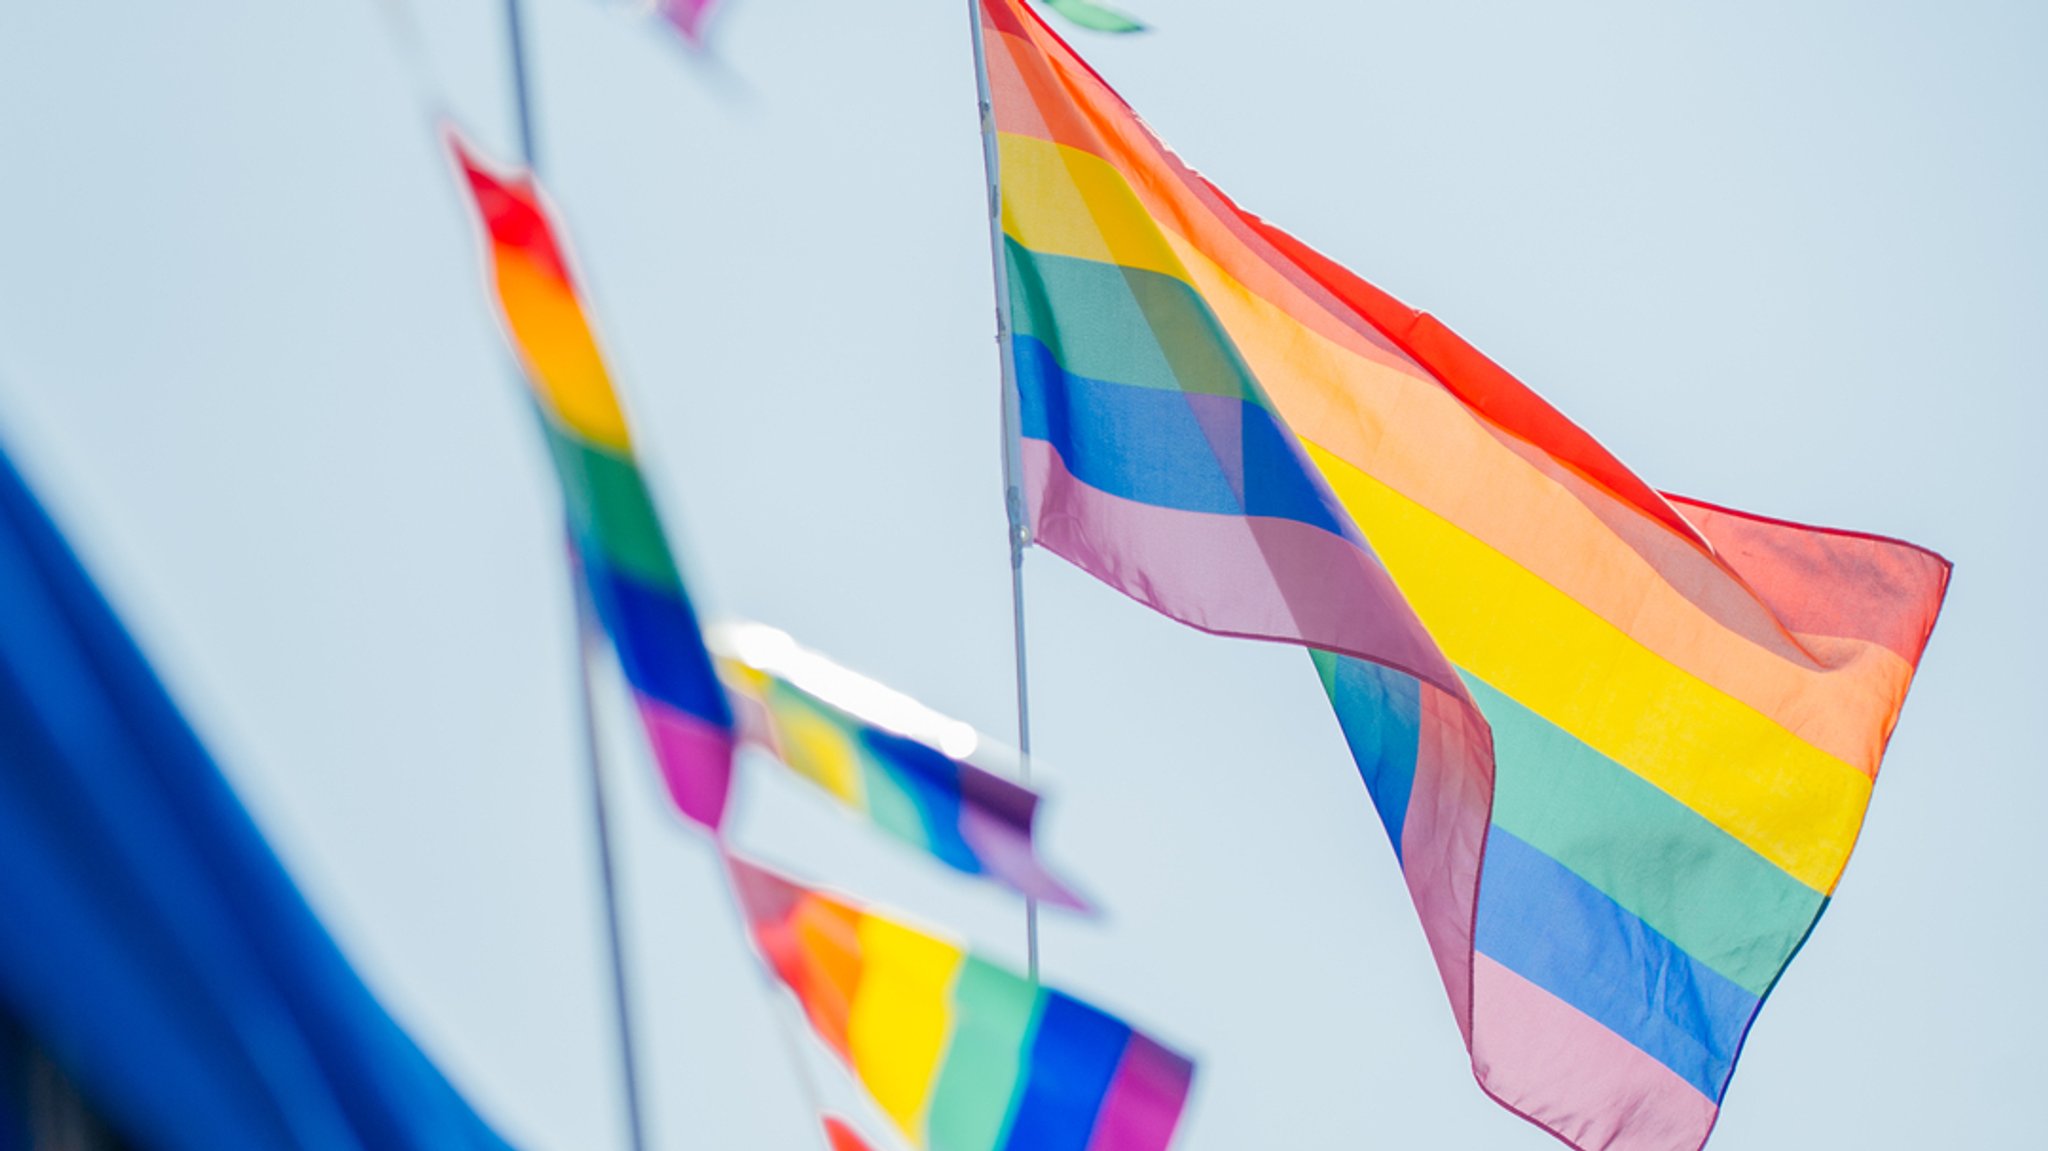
[499,4,651,1148]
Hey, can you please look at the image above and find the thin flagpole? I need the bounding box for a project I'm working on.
[498,3,652,1148]
[967,0,1039,983]
[573,577,655,1151]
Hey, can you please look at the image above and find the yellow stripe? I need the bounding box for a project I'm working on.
[847,916,964,1140]
[1303,440,1872,893]
[493,246,632,453]
[720,664,871,808]
[998,133,1187,282]
[772,691,868,808]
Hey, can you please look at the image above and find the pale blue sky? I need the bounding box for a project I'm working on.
[1,2,2041,1148]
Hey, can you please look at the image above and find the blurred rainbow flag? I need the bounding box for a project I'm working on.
[656,0,720,47]
[452,133,737,829]
[714,623,1086,909]
[974,1,1950,1148]
[728,856,1193,1151]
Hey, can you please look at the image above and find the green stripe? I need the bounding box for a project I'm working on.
[1467,673,1824,996]
[1005,238,1265,405]
[1310,649,1341,695]
[858,753,934,853]
[540,419,682,590]
[928,959,1041,1151]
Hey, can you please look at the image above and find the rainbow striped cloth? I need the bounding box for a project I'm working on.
[714,624,1086,909]
[453,134,737,829]
[976,2,1951,1149]
[728,855,1193,1151]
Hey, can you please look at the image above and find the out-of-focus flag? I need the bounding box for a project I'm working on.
[656,0,720,47]
[974,2,1950,1149]
[1037,0,1145,34]
[451,133,737,829]
[823,1115,879,1151]
[0,437,517,1150]
[714,623,1087,910]
[728,856,1194,1151]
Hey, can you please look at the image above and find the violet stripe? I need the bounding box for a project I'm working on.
[1083,1032,1195,1151]
[958,801,1089,910]
[634,694,734,829]
[1472,956,1719,1151]
[1022,440,1459,694]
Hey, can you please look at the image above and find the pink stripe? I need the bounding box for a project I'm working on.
[1472,956,1719,1151]
[635,694,735,829]
[1023,440,1462,697]
[1399,683,1495,1044]
[1084,1033,1195,1151]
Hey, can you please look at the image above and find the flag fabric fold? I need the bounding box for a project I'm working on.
[713,624,1088,910]
[973,2,1950,1149]
[451,132,737,829]
[727,855,1194,1151]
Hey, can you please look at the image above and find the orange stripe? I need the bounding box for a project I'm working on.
[783,894,866,1060]
[489,241,634,454]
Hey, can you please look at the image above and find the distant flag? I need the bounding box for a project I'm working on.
[727,856,1194,1151]
[656,0,721,47]
[823,1116,880,1151]
[1037,0,1145,34]
[713,623,1087,910]
[451,132,738,829]
[973,2,1950,1150]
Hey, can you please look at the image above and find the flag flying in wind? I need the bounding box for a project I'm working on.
[452,133,737,829]
[977,0,1496,1069]
[973,2,1951,1149]
[727,855,1194,1151]
[713,623,1087,909]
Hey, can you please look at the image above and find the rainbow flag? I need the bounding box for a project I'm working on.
[974,2,1951,1149]
[714,624,1086,909]
[452,134,737,829]
[978,0,1494,1062]
[728,855,1194,1151]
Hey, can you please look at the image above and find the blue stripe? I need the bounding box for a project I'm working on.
[580,556,731,729]
[1002,991,1131,1151]
[1476,827,1758,1099]
[1317,653,1421,862]
[1014,334,1347,534]
[856,729,983,876]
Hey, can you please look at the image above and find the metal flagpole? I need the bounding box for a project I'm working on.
[498,3,652,1148]
[573,578,654,1151]
[967,0,1040,983]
